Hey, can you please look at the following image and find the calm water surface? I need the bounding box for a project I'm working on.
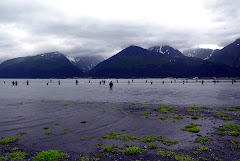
[0,79,239,107]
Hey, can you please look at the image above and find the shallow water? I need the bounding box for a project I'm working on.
[0,79,240,107]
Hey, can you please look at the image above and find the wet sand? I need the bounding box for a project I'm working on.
[0,99,240,160]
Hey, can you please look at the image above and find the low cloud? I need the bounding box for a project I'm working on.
[0,0,240,62]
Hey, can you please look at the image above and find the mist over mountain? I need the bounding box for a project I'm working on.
[67,55,105,73]
[0,52,84,78]
[89,45,238,78]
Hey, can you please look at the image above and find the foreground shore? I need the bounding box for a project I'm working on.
[0,100,239,160]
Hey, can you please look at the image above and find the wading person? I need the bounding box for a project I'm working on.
[109,81,113,89]
[27,80,29,86]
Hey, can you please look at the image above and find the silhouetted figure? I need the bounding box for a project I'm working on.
[12,81,15,86]
[213,80,216,84]
[109,81,113,89]
[162,80,164,84]
[103,80,105,84]
[171,81,173,83]
[146,80,147,83]
[27,80,29,86]
[15,81,18,86]
[99,81,101,85]
[183,80,185,84]
[128,80,130,84]
[232,79,234,84]
[89,80,90,83]
[117,80,118,83]
[132,79,133,83]
[202,80,204,84]
[76,80,78,85]
[151,81,153,84]
[58,80,60,85]
[4,80,5,83]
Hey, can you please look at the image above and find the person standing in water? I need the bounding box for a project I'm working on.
[76,80,78,85]
[15,81,18,86]
[12,81,15,86]
[27,80,29,86]
[109,81,113,89]
[58,80,60,85]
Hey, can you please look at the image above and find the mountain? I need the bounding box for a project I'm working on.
[182,48,220,60]
[89,45,239,78]
[0,52,85,78]
[148,45,185,57]
[67,55,105,73]
[208,38,240,68]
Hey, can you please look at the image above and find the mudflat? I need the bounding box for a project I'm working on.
[0,99,239,160]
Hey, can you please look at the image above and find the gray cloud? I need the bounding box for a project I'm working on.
[0,0,240,62]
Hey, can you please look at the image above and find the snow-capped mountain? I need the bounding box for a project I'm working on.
[182,48,220,60]
[67,55,106,73]
[148,45,184,57]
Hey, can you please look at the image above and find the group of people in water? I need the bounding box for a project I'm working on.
[3,79,238,88]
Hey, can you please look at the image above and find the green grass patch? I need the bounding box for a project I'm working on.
[230,139,240,144]
[141,112,149,116]
[225,107,239,111]
[192,146,209,155]
[187,109,195,112]
[81,121,87,124]
[0,138,20,144]
[159,116,168,120]
[62,104,69,106]
[148,143,158,149]
[191,116,199,120]
[100,146,113,152]
[140,136,155,143]
[172,116,183,119]
[217,131,225,135]
[194,136,210,144]
[109,131,122,136]
[228,131,240,136]
[16,132,27,136]
[54,123,60,125]
[43,127,49,130]
[153,108,159,111]
[156,150,176,156]
[189,105,198,109]
[215,113,229,118]
[162,140,178,146]
[6,151,28,160]
[101,110,106,112]
[43,131,53,135]
[32,150,70,161]
[118,146,147,154]
[126,110,135,114]
[160,108,168,114]
[119,136,139,141]
[219,124,240,131]
[141,105,149,109]
[181,123,200,133]
[121,129,126,131]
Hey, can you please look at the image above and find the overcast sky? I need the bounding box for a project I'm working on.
[0,0,240,61]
